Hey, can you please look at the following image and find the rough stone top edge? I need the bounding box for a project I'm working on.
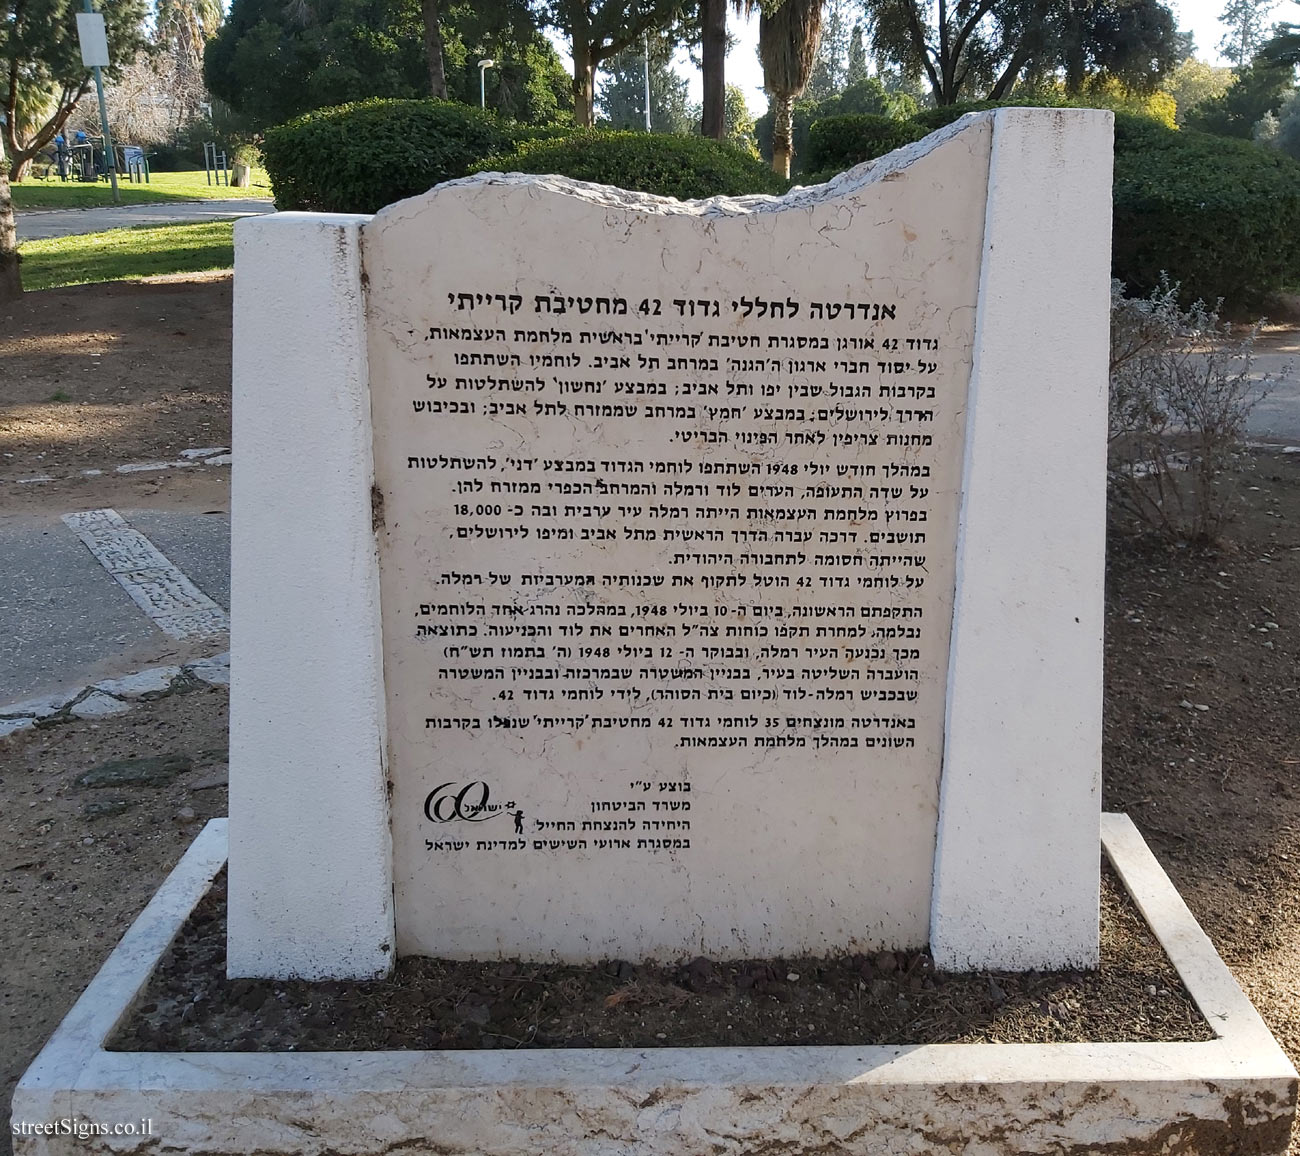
[236,210,374,231]
[367,110,1004,232]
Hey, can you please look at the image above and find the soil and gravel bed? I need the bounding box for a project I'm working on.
[0,688,230,1156]
[0,274,232,513]
[109,862,1210,1053]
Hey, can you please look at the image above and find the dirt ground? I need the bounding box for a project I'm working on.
[0,274,233,513]
[109,862,1211,1053]
[3,277,1300,1152]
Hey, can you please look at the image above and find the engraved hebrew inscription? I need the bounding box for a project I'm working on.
[366,121,993,961]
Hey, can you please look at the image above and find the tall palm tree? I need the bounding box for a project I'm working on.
[759,0,824,177]
[155,0,225,131]
[155,0,224,68]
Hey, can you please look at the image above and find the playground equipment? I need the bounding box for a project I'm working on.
[121,145,149,182]
[204,141,231,186]
[42,138,149,183]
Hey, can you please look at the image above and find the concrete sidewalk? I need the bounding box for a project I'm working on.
[0,508,231,705]
[15,198,275,241]
[1247,333,1300,444]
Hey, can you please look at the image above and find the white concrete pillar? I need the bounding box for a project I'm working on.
[227,212,394,979]
[930,108,1114,971]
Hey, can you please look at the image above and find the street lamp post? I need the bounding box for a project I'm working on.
[76,0,119,204]
[478,59,496,109]
[644,36,651,131]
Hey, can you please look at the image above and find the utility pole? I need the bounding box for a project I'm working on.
[76,0,119,204]
[644,35,652,131]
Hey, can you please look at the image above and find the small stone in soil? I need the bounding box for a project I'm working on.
[76,754,193,789]
[84,798,134,820]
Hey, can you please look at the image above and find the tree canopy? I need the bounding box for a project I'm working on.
[2,0,148,178]
[535,0,689,126]
[1217,0,1277,66]
[864,0,1180,105]
[1158,56,1236,123]
[204,0,570,129]
[1184,24,1298,137]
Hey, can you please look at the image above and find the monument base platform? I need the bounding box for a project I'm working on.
[12,815,1296,1156]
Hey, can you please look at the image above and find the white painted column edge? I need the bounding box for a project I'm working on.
[931,108,1114,972]
[227,212,394,980]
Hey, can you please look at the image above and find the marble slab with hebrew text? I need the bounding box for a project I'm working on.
[365,116,993,962]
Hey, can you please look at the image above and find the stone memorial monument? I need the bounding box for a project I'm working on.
[228,106,1110,979]
[14,107,1297,1156]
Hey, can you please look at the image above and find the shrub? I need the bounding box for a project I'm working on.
[806,115,927,172]
[262,99,507,213]
[801,102,1300,312]
[755,79,916,175]
[1111,112,1300,310]
[1108,278,1284,542]
[907,102,1004,132]
[806,100,1025,172]
[473,131,788,199]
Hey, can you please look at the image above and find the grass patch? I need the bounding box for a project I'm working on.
[17,219,235,290]
[10,168,273,210]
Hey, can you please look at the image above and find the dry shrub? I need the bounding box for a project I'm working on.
[1108,278,1288,542]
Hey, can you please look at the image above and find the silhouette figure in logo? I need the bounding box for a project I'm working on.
[513,810,524,835]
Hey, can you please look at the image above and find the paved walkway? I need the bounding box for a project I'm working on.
[1248,339,1300,444]
[0,507,230,705]
[15,198,275,241]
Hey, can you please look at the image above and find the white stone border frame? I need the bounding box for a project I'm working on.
[11,815,1296,1156]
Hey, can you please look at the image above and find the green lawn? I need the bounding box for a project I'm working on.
[18,219,235,290]
[10,168,273,210]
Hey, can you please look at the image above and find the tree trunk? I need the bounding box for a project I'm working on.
[421,0,447,99]
[5,85,86,182]
[771,93,793,178]
[0,159,20,302]
[2,114,23,183]
[1062,7,1084,94]
[700,0,727,139]
[572,39,596,127]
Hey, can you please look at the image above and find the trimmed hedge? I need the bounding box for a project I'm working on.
[262,99,506,213]
[473,131,789,199]
[804,104,1300,311]
[807,115,927,174]
[1111,112,1300,309]
[907,102,1006,132]
[263,106,786,212]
